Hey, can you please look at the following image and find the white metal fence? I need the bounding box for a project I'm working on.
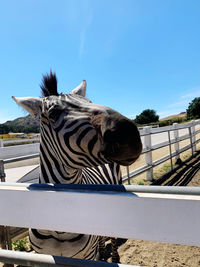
[0,138,39,147]
[123,120,200,184]
[0,183,200,266]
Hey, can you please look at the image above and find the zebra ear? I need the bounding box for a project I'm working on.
[12,96,42,116]
[70,80,86,97]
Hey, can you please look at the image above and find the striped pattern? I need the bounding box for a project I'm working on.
[12,74,142,262]
[29,230,100,259]
[29,94,122,260]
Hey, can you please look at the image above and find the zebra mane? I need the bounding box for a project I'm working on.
[40,71,59,97]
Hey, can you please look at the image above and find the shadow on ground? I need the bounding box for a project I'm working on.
[151,150,200,186]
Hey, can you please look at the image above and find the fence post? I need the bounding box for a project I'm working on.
[173,123,181,164]
[126,166,131,185]
[168,131,173,171]
[0,161,13,267]
[0,160,5,182]
[0,140,3,147]
[0,160,6,252]
[191,120,196,153]
[0,226,6,250]
[0,159,14,267]
[144,126,153,181]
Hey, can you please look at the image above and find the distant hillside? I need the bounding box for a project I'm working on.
[160,112,186,121]
[0,115,40,134]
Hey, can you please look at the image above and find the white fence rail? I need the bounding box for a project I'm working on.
[0,249,134,267]
[0,143,39,160]
[0,138,39,147]
[123,120,200,183]
[0,183,200,266]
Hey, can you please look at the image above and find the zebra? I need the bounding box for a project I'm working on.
[12,71,142,262]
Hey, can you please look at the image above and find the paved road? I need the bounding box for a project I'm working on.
[4,158,39,183]
[4,165,39,183]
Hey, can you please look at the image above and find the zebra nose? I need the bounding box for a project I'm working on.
[101,138,142,165]
[101,142,120,156]
[101,123,142,165]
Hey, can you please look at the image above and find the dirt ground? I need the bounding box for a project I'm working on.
[117,239,200,267]
[114,151,200,267]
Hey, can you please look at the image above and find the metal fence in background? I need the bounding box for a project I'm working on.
[123,120,200,184]
[1,120,200,185]
[0,137,40,147]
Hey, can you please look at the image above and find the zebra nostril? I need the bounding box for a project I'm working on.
[110,143,119,154]
[103,130,115,143]
[101,142,120,157]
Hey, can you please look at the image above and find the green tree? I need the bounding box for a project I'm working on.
[186,97,200,120]
[135,109,159,125]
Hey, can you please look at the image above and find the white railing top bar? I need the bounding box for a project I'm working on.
[141,132,191,154]
[2,138,40,144]
[139,119,200,136]
[1,182,200,195]
[2,153,39,164]
[0,183,200,247]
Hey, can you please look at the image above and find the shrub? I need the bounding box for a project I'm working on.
[134,109,159,125]
[12,237,30,251]
[186,97,200,120]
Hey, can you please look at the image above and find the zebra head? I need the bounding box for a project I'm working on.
[12,72,142,169]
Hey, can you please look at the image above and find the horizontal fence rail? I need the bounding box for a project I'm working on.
[0,183,200,246]
[0,138,39,147]
[0,249,137,267]
[0,143,39,160]
[1,183,200,266]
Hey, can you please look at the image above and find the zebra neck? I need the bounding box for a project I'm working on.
[39,159,83,184]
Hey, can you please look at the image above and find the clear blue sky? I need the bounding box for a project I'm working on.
[1,0,200,123]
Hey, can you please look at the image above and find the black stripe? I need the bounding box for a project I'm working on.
[88,135,104,165]
[67,234,84,242]
[31,229,84,243]
[40,145,60,184]
[102,165,111,183]
[77,127,93,152]
[71,235,97,258]
[55,119,78,133]
[64,126,100,167]
[40,159,50,183]
[29,238,42,250]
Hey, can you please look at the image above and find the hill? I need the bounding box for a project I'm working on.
[0,111,188,134]
[0,115,40,134]
[160,112,186,121]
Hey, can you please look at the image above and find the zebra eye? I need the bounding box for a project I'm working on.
[48,108,63,122]
[93,110,102,116]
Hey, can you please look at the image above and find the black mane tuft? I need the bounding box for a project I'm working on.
[40,70,59,97]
